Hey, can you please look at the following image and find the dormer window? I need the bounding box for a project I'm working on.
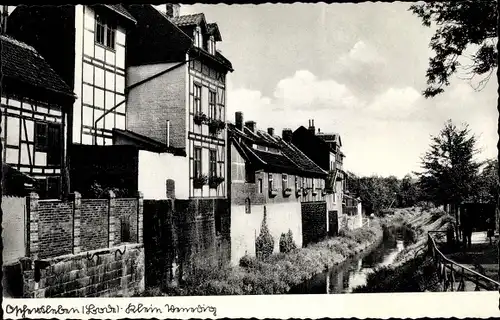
[208,35,216,55]
[194,26,202,48]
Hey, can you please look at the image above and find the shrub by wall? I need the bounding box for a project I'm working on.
[255,211,274,260]
[279,230,297,254]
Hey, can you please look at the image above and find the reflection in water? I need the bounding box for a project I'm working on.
[289,232,406,294]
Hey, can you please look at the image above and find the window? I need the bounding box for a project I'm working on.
[35,122,48,151]
[95,14,116,49]
[194,84,202,113]
[209,90,217,119]
[268,173,274,190]
[295,176,298,191]
[258,178,263,193]
[208,35,215,54]
[282,174,288,189]
[194,147,202,176]
[245,165,255,183]
[35,122,61,165]
[194,26,202,48]
[245,197,251,214]
[209,149,217,177]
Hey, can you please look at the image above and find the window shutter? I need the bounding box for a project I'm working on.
[47,124,62,165]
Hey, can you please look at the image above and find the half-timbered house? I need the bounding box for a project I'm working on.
[124,4,233,200]
[7,5,137,146]
[0,35,75,198]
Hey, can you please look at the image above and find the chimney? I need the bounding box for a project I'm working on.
[235,112,243,131]
[245,121,256,133]
[282,128,293,143]
[165,3,180,18]
[308,119,315,135]
[267,127,274,136]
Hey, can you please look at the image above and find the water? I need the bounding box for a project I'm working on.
[289,233,406,294]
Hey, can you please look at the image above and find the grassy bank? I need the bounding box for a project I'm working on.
[354,206,454,293]
[142,223,383,296]
[353,254,441,292]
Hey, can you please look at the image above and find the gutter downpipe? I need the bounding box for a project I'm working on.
[93,57,197,145]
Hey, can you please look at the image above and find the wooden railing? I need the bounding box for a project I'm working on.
[427,231,500,291]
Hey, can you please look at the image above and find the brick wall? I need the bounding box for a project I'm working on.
[301,201,327,246]
[37,199,73,259]
[80,199,109,252]
[115,198,139,244]
[16,191,145,298]
[28,192,142,259]
[127,63,187,149]
[143,198,229,288]
[21,244,145,298]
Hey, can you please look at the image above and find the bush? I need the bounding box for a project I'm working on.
[353,255,440,293]
[239,255,259,269]
[255,211,274,260]
[279,229,297,253]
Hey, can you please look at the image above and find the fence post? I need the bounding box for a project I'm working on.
[27,192,40,259]
[108,190,116,247]
[137,191,143,244]
[72,192,82,254]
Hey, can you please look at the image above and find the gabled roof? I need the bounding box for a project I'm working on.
[294,126,341,154]
[317,132,342,148]
[228,123,327,178]
[278,138,328,176]
[190,46,234,72]
[125,5,233,72]
[0,35,75,100]
[112,128,186,156]
[207,23,222,41]
[169,13,205,27]
[104,5,137,24]
[124,4,193,66]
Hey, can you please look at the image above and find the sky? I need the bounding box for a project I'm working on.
[175,2,498,179]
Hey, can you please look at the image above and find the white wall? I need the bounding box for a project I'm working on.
[2,196,26,264]
[138,150,189,200]
[230,202,303,265]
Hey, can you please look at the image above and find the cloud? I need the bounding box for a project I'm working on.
[272,70,362,110]
[338,40,385,66]
[227,87,275,123]
[366,86,422,119]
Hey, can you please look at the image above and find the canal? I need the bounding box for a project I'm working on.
[289,228,407,294]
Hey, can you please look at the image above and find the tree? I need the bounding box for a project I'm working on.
[409,1,497,98]
[400,174,421,207]
[410,1,499,234]
[476,159,499,203]
[417,120,481,235]
[346,173,400,214]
